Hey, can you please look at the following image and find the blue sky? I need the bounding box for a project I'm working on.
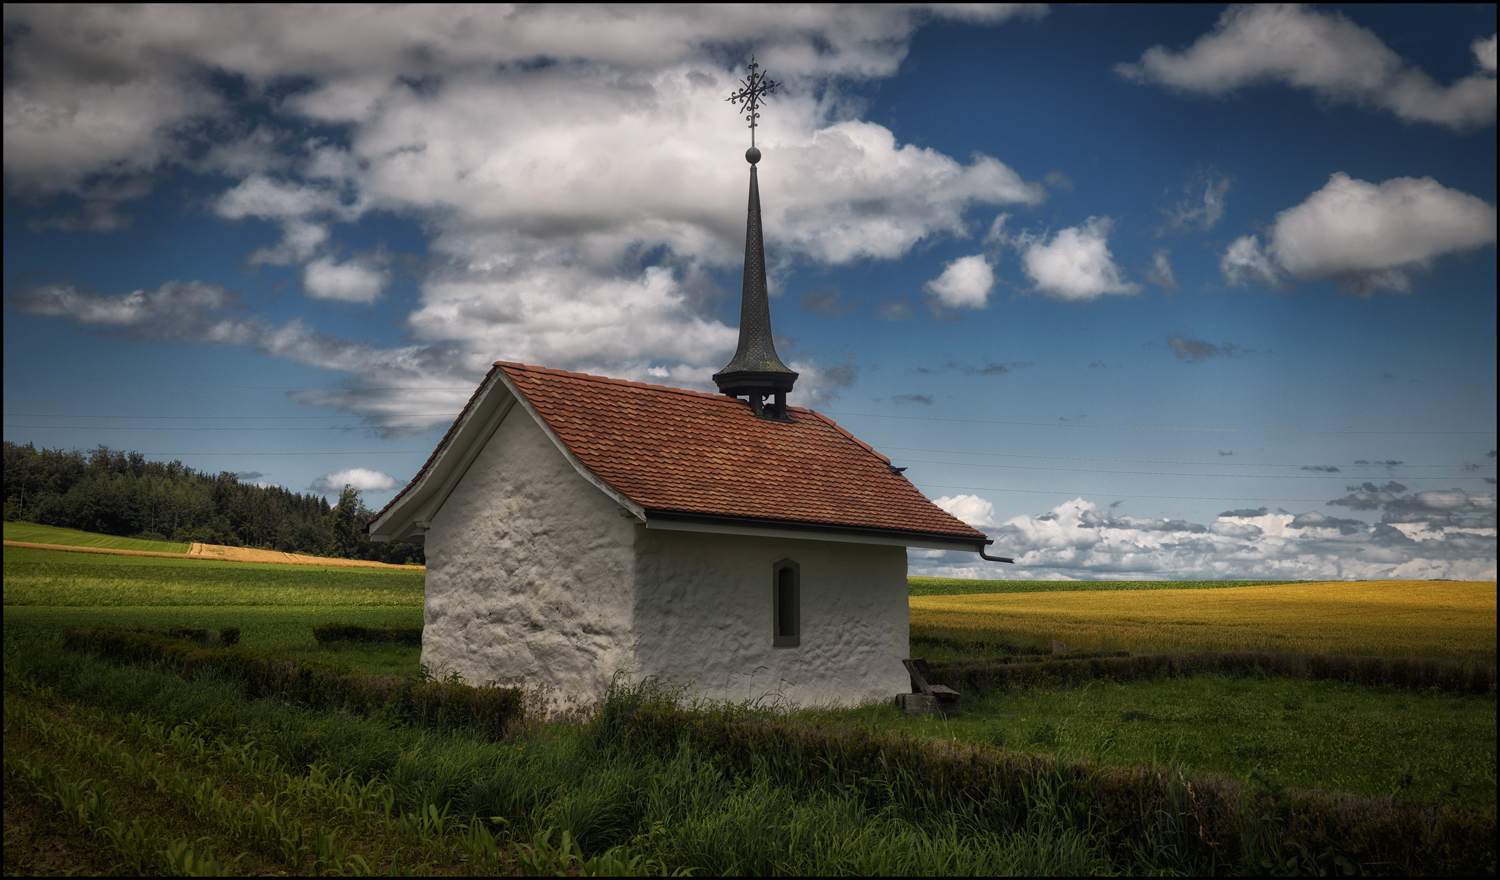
[4,4,1495,579]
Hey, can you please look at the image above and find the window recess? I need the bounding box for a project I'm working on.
[772,558,800,647]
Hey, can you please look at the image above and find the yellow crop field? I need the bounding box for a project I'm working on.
[909,580,1497,659]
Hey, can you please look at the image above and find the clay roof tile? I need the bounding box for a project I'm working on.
[498,362,985,542]
[373,362,987,544]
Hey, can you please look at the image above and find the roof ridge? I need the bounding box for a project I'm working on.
[495,361,811,412]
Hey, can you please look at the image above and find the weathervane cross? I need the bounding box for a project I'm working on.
[727,55,779,149]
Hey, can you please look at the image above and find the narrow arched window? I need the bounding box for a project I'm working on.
[772,558,800,647]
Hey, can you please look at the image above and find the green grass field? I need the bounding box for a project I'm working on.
[3,546,424,607]
[4,546,425,676]
[4,521,191,554]
[5,551,1495,873]
[802,676,1497,810]
[6,550,1495,806]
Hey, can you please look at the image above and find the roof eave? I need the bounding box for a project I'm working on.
[368,367,516,543]
[642,510,990,552]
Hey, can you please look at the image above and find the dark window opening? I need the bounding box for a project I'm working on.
[772,559,800,647]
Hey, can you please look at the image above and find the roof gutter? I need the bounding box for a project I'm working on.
[642,509,998,553]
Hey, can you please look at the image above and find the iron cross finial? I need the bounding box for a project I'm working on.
[727,55,779,154]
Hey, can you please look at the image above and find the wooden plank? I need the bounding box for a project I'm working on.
[902,658,934,695]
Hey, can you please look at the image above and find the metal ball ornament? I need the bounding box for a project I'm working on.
[745,146,761,165]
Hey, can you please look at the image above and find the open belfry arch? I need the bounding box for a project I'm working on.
[369,57,1009,711]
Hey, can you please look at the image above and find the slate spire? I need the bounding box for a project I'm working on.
[714,56,797,420]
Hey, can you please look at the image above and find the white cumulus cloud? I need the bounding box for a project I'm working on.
[0,5,1047,426]
[1268,173,1497,294]
[303,255,390,304]
[1117,5,1497,130]
[1220,235,1281,287]
[1222,174,1497,294]
[312,468,398,496]
[923,255,995,309]
[1020,217,1140,301]
[934,494,1000,529]
[909,496,1496,581]
[215,175,348,221]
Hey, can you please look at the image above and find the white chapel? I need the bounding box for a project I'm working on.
[368,58,1005,711]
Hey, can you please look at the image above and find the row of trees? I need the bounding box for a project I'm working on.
[2,442,423,565]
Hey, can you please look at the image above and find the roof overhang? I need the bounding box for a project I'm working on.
[642,510,989,552]
[368,366,647,544]
[367,368,513,543]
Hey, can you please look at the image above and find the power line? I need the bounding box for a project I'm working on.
[879,445,1492,469]
[4,425,450,432]
[4,413,460,420]
[912,483,1336,503]
[3,380,474,390]
[6,414,1492,468]
[895,458,1487,480]
[8,416,1491,470]
[136,451,432,456]
[823,411,1496,435]
[7,382,1489,434]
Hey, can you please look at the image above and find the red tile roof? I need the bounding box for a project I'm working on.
[374,362,987,544]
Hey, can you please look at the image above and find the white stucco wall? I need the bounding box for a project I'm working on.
[632,530,910,708]
[422,404,638,714]
[422,401,913,713]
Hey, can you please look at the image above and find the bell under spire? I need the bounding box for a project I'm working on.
[714,56,798,420]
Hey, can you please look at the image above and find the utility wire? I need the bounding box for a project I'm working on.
[7,419,1489,470]
[894,458,1487,480]
[879,446,1492,469]
[3,425,450,431]
[4,413,460,420]
[823,410,1496,435]
[3,380,473,390]
[911,483,1335,503]
[137,451,432,456]
[8,380,1490,434]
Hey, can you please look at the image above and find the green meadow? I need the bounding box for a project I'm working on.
[4,521,191,554]
[796,675,1496,810]
[3,546,424,607]
[4,539,1495,874]
[3,545,425,676]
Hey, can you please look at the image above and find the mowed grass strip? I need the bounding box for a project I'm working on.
[910,580,1497,660]
[3,547,424,607]
[4,521,191,554]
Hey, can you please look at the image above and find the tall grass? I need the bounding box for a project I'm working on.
[9,629,1494,876]
[0,634,1227,875]
[793,674,1497,810]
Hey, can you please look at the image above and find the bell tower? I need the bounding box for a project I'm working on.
[713,56,798,420]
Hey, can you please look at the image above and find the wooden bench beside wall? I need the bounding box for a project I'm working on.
[897,657,961,716]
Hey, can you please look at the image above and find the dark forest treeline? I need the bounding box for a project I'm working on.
[2,441,423,565]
